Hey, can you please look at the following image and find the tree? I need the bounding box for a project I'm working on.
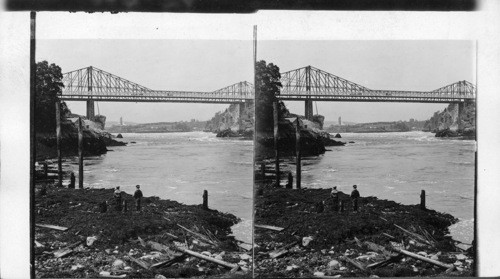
[255,60,282,133]
[35,61,66,133]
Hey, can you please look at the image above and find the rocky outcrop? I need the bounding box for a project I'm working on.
[255,116,345,160]
[205,101,254,138]
[424,102,475,139]
[36,116,126,160]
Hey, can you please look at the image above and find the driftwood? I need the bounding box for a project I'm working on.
[269,241,298,259]
[162,232,179,240]
[363,241,395,258]
[394,224,433,246]
[150,254,187,268]
[174,247,237,269]
[36,223,68,231]
[366,254,402,269]
[382,232,396,239]
[98,273,126,278]
[354,237,363,248]
[54,248,73,258]
[138,236,147,247]
[340,256,366,272]
[147,241,168,252]
[177,224,216,246]
[314,275,345,279]
[53,240,84,258]
[392,247,453,269]
[129,255,150,270]
[254,224,285,232]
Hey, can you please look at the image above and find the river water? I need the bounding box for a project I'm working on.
[279,131,475,245]
[65,131,474,245]
[65,132,253,244]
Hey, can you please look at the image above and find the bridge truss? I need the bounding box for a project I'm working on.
[61,66,253,104]
[278,66,476,103]
[60,65,476,105]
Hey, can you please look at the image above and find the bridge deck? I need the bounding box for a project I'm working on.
[60,65,476,104]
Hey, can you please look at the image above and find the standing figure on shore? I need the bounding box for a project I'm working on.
[114,186,122,211]
[134,185,143,211]
[351,185,360,212]
[330,186,339,212]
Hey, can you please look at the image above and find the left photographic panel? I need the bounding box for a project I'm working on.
[33,13,254,278]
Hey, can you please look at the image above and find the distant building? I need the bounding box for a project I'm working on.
[120,117,123,126]
[338,117,342,126]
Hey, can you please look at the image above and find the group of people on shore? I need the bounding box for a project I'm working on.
[111,185,143,212]
[329,184,360,212]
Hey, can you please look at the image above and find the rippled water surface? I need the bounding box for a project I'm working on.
[66,132,253,243]
[280,131,475,244]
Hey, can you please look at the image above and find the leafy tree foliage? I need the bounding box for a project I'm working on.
[255,60,283,133]
[35,61,67,133]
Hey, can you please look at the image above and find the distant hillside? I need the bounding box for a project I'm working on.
[423,102,475,138]
[325,119,427,133]
[205,101,254,134]
[106,120,207,133]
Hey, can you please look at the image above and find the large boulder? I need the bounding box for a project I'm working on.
[35,116,126,160]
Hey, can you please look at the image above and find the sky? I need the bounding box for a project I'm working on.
[36,14,475,124]
[37,39,253,123]
[259,40,475,123]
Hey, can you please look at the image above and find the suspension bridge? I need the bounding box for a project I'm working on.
[60,65,476,121]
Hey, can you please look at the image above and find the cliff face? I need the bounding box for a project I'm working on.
[255,115,345,160]
[36,115,126,160]
[205,101,254,135]
[424,102,476,138]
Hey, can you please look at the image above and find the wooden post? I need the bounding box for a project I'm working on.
[420,190,426,210]
[43,162,48,179]
[55,101,62,187]
[295,117,301,189]
[203,190,208,209]
[69,172,75,189]
[286,172,293,189]
[78,117,84,189]
[273,101,280,186]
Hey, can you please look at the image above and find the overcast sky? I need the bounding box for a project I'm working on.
[36,14,475,124]
[37,39,253,123]
[259,40,475,123]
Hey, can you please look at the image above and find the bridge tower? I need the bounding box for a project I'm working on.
[304,66,313,120]
[86,66,95,120]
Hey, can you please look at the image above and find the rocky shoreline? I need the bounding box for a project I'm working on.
[34,180,252,278]
[254,170,474,277]
[36,118,126,160]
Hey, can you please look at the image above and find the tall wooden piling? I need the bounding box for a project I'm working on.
[420,190,426,210]
[286,172,293,189]
[55,101,62,187]
[78,117,84,189]
[69,172,75,189]
[203,190,208,209]
[43,162,48,179]
[295,117,301,189]
[273,101,280,186]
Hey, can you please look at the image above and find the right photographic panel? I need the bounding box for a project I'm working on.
[253,40,476,277]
